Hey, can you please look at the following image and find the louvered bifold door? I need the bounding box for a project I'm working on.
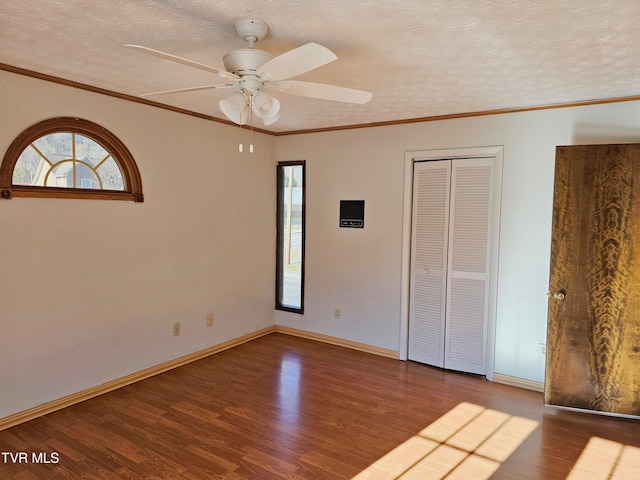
[408,161,451,367]
[444,159,494,375]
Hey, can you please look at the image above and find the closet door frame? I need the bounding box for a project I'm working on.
[400,146,504,381]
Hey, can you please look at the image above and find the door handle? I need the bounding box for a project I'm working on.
[549,289,566,300]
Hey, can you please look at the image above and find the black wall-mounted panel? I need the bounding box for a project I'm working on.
[340,200,365,228]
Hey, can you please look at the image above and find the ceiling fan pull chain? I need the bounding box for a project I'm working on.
[249,93,254,153]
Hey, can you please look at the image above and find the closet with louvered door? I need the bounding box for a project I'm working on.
[408,157,495,375]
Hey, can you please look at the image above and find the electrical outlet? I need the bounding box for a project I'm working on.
[539,343,546,356]
[173,322,181,336]
[334,307,342,319]
[207,313,214,326]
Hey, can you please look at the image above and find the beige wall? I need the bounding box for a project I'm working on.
[3,67,640,419]
[275,101,640,384]
[0,70,276,418]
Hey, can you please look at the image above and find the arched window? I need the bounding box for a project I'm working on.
[1,117,143,202]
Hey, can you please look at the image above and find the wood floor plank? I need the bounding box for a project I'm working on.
[1,332,639,479]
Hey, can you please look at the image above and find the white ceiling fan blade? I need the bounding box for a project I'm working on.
[270,80,373,104]
[125,45,239,80]
[257,43,337,81]
[139,84,237,97]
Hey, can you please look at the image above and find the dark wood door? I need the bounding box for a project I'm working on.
[546,144,640,417]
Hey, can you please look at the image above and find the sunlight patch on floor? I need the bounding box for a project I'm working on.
[352,402,539,480]
[566,436,640,480]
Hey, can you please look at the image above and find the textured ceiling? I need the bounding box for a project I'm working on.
[1,0,640,133]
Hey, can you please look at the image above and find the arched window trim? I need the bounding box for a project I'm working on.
[0,117,143,202]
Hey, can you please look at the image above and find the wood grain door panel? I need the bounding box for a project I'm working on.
[546,144,640,416]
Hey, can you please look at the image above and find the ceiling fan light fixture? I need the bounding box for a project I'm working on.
[261,111,281,126]
[219,92,249,124]
[252,90,280,119]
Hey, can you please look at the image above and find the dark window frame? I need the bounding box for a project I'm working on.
[276,160,305,314]
[0,117,143,202]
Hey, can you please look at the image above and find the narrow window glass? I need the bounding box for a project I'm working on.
[276,161,305,313]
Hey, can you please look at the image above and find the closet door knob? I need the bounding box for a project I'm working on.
[549,289,566,300]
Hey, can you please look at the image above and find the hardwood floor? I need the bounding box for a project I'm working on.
[1,332,639,479]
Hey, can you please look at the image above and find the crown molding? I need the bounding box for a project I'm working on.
[3,62,640,137]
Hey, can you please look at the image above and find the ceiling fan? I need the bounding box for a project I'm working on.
[125,19,373,126]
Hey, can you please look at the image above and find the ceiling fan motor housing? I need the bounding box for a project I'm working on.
[222,48,273,76]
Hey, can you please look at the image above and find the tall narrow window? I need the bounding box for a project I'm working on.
[276,161,305,313]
